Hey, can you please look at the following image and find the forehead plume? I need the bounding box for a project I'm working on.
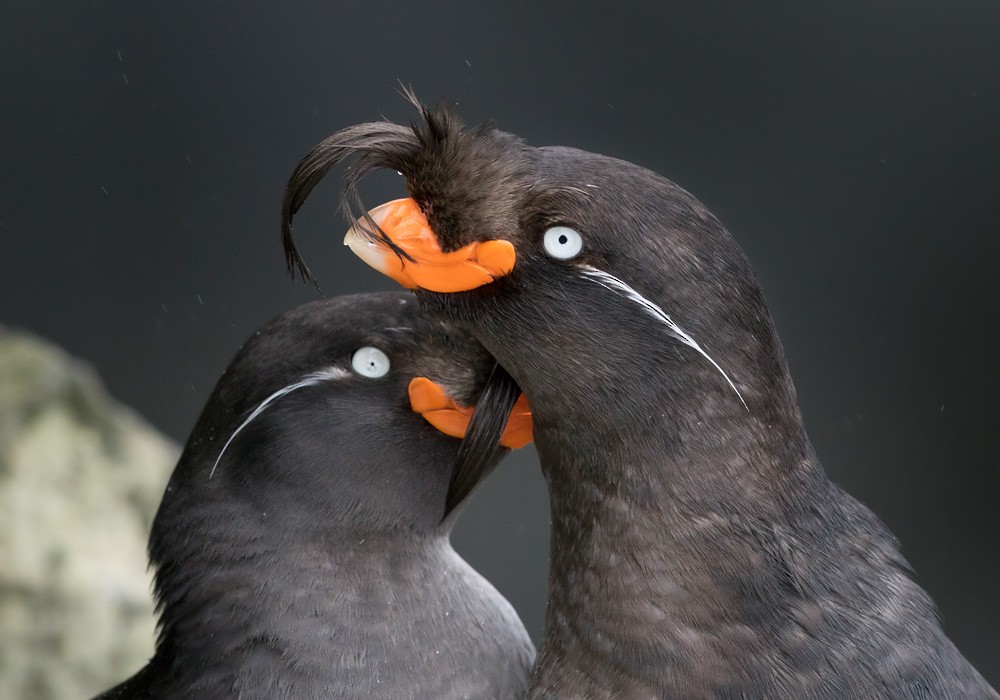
[281,93,527,285]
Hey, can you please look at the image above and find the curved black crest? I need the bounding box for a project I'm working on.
[446,361,523,517]
[280,89,466,285]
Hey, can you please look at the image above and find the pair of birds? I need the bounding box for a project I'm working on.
[100,97,996,698]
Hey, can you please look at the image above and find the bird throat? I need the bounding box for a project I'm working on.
[531,396,826,690]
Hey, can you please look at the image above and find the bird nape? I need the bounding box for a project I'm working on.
[282,96,999,699]
[95,292,534,700]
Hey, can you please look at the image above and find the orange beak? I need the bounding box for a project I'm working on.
[344,198,516,293]
[408,377,533,449]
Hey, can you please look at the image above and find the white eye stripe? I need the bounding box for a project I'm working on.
[209,366,350,479]
[543,226,584,260]
[351,346,391,378]
[579,266,749,411]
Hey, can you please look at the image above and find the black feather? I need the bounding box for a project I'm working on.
[280,92,466,284]
[281,121,417,285]
[446,362,522,516]
[281,91,526,283]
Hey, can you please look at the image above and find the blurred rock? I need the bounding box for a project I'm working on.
[0,326,178,700]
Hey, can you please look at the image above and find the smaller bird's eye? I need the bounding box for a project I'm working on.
[351,347,391,378]
[542,226,584,260]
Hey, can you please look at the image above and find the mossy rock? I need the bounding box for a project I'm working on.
[0,327,178,699]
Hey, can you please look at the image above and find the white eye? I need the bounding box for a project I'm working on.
[351,347,391,378]
[543,226,584,260]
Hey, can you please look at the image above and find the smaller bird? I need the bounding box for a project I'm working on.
[96,292,534,699]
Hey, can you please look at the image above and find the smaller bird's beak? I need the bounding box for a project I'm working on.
[344,198,516,292]
[408,377,533,449]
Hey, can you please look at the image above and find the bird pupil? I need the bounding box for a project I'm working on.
[558,234,568,244]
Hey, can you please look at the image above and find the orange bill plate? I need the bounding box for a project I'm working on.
[345,197,515,292]
[408,376,533,449]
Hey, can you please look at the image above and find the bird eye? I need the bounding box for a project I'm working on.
[350,347,391,378]
[542,226,584,260]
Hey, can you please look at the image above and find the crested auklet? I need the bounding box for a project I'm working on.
[282,99,999,698]
[96,292,534,699]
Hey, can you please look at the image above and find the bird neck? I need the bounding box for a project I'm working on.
[149,499,453,676]
[531,375,845,686]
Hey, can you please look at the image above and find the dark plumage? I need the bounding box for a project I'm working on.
[96,293,534,699]
[283,100,998,698]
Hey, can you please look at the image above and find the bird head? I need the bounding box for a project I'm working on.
[179,292,531,532]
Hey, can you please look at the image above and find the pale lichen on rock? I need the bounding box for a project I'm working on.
[0,326,178,700]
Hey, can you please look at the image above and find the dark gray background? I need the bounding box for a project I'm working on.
[2,0,997,685]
